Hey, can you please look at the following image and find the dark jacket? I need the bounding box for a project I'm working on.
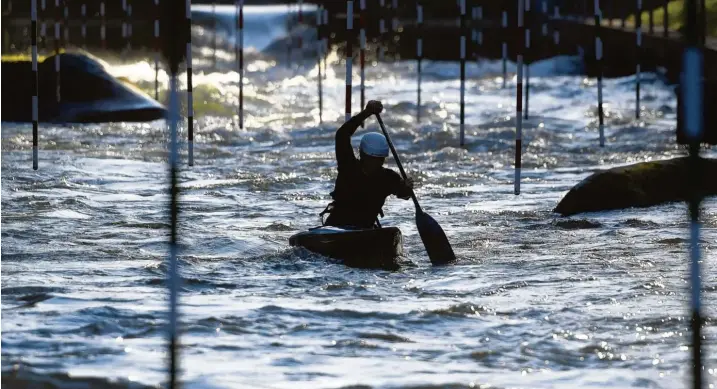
[323,113,412,228]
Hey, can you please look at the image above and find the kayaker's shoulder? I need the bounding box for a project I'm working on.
[381,167,402,181]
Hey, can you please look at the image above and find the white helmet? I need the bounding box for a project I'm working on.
[359,132,389,158]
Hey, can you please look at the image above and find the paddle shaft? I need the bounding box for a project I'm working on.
[375,114,423,213]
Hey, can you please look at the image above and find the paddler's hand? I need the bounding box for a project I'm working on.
[364,100,384,116]
[403,177,414,190]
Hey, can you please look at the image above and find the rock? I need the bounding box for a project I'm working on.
[2,51,166,123]
[554,157,717,216]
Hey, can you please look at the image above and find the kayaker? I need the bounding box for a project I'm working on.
[320,100,414,229]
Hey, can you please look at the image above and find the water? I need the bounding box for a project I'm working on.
[3,5,717,389]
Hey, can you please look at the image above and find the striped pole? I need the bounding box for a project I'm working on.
[237,0,244,129]
[636,0,642,119]
[345,0,353,121]
[122,0,127,53]
[160,0,183,386]
[155,0,160,101]
[524,0,531,120]
[379,0,385,61]
[187,0,194,166]
[359,0,366,121]
[664,0,669,55]
[286,3,292,67]
[542,0,548,38]
[323,8,328,79]
[298,0,303,50]
[473,6,482,65]
[100,1,106,49]
[554,5,560,45]
[477,6,483,50]
[81,3,86,50]
[212,2,217,69]
[40,0,46,52]
[649,5,654,35]
[663,0,669,39]
[167,41,181,389]
[317,5,323,123]
[459,0,466,146]
[595,0,605,146]
[516,0,524,196]
[62,1,67,48]
[54,0,60,103]
[32,0,39,170]
[701,0,706,46]
[682,1,705,388]
[416,2,423,123]
[128,3,133,52]
[392,0,398,61]
[502,10,507,89]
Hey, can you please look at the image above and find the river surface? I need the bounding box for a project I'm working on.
[2,4,717,389]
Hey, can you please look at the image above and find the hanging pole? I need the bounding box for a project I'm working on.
[478,6,483,48]
[700,0,706,46]
[345,0,353,121]
[542,0,548,38]
[682,0,704,388]
[595,0,605,147]
[323,8,328,79]
[40,0,46,52]
[236,0,244,129]
[32,0,39,171]
[286,3,292,67]
[359,0,366,125]
[553,5,560,46]
[54,0,60,103]
[159,0,185,386]
[416,1,423,123]
[122,0,126,52]
[128,2,134,53]
[391,0,398,62]
[212,1,217,69]
[524,0,531,120]
[476,5,483,65]
[664,0,669,39]
[81,3,86,50]
[636,0,642,119]
[317,5,323,124]
[516,0,524,196]
[100,1,106,49]
[502,9,507,89]
[649,4,654,35]
[187,0,194,166]
[459,0,466,146]
[62,0,67,50]
[378,0,385,61]
[128,3,133,52]
[298,0,303,51]
[155,0,160,101]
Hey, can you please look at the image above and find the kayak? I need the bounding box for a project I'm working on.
[289,226,404,270]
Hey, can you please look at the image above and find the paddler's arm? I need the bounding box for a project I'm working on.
[388,170,414,200]
[336,101,383,167]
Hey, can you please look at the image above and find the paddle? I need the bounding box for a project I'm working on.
[375,114,456,266]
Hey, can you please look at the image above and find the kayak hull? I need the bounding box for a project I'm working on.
[289,226,403,270]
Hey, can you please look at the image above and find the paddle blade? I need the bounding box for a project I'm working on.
[415,211,456,266]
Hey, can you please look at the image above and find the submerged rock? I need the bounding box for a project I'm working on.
[554,157,717,216]
[2,51,166,123]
